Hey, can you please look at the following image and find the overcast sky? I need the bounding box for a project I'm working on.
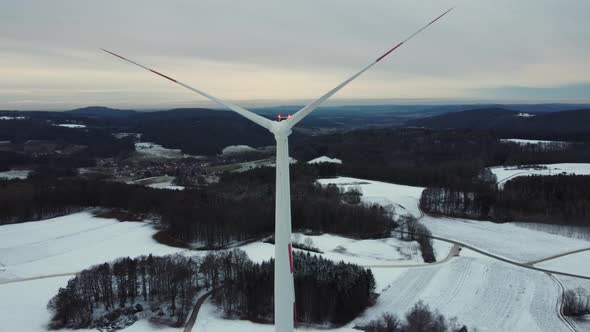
[1,0,589,110]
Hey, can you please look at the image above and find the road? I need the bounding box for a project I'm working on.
[0,272,77,285]
[526,248,590,266]
[547,273,581,332]
[391,229,590,280]
[184,290,214,332]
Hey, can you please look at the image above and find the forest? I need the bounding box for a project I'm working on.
[0,165,394,246]
[420,174,590,226]
[47,250,376,330]
[292,128,590,188]
[208,251,375,325]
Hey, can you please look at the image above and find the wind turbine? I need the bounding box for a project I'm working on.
[102,7,454,332]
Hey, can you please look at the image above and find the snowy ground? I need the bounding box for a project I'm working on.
[0,276,72,332]
[317,177,424,218]
[490,163,590,188]
[355,251,570,332]
[422,215,590,263]
[0,169,30,180]
[307,156,342,164]
[0,212,184,281]
[536,251,590,277]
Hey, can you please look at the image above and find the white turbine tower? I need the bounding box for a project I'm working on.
[102,7,453,332]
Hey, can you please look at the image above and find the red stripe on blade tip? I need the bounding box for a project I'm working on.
[376,42,404,62]
[149,69,178,83]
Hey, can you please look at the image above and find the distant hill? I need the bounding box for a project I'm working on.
[410,108,590,140]
[66,106,136,117]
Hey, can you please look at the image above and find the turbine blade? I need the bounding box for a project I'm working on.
[101,49,273,130]
[286,7,455,127]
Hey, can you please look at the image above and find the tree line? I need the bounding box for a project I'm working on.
[420,174,590,226]
[0,166,394,247]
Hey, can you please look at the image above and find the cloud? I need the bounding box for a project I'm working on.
[1,0,589,109]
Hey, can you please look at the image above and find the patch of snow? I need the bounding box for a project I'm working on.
[132,175,185,191]
[0,169,30,180]
[307,156,342,164]
[516,112,535,117]
[0,116,26,120]
[222,145,257,155]
[317,177,425,218]
[147,181,185,191]
[135,142,188,159]
[491,163,590,189]
[500,138,568,146]
[55,123,86,128]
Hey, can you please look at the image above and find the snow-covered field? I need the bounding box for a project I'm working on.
[422,215,590,263]
[317,177,424,218]
[0,276,72,332]
[0,212,184,281]
[0,169,30,180]
[356,252,569,332]
[319,176,590,265]
[536,250,590,277]
[307,156,342,164]
[490,163,590,188]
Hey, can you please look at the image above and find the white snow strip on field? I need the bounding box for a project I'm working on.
[0,212,184,281]
[536,251,590,277]
[0,169,30,180]
[490,163,590,189]
[0,116,25,120]
[307,156,343,164]
[500,138,568,145]
[55,123,86,128]
[317,177,424,218]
